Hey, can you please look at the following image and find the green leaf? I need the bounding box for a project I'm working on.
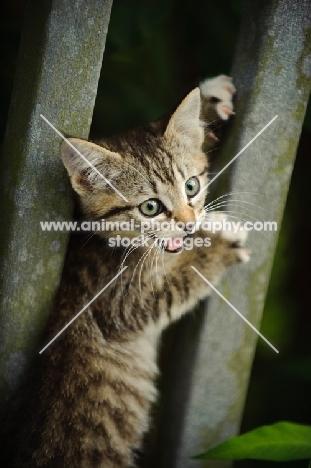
[193,422,311,461]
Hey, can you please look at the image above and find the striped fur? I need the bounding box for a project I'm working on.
[0,76,249,467]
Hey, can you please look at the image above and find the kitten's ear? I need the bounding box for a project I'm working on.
[60,138,122,196]
[165,88,204,148]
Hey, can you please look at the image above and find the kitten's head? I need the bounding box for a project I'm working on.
[60,88,209,253]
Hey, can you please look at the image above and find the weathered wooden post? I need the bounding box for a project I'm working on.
[0,0,113,405]
[153,1,311,466]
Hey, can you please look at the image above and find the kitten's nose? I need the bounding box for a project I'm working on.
[173,207,196,230]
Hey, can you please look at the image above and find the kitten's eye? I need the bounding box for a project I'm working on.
[139,199,163,217]
[185,177,200,197]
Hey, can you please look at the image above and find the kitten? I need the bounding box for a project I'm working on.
[0,75,250,467]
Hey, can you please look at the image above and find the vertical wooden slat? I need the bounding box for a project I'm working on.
[0,0,113,405]
[153,1,311,467]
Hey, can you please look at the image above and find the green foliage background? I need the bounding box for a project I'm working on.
[1,1,310,467]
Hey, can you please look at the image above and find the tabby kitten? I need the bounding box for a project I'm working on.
[0,75,250,467]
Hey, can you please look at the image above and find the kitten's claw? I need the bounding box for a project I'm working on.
[208,131,219,141]
[217,102,234,120]
[221,107,235,116]
[224,85,235,93]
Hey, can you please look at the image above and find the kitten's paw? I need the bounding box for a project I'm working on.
[220,221,247,245]
[200,75,236,120]
[205,212,251,264]
[223,226,251,264]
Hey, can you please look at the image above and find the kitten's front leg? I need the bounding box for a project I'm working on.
[165,216,250,322]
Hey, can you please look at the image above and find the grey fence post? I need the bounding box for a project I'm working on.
[0,0,113,405]
[153,1,311,467]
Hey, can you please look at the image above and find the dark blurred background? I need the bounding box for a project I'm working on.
[1,1,310,467]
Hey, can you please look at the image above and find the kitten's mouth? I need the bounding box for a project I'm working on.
[163,237,184,253]
[148,234,185,253]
